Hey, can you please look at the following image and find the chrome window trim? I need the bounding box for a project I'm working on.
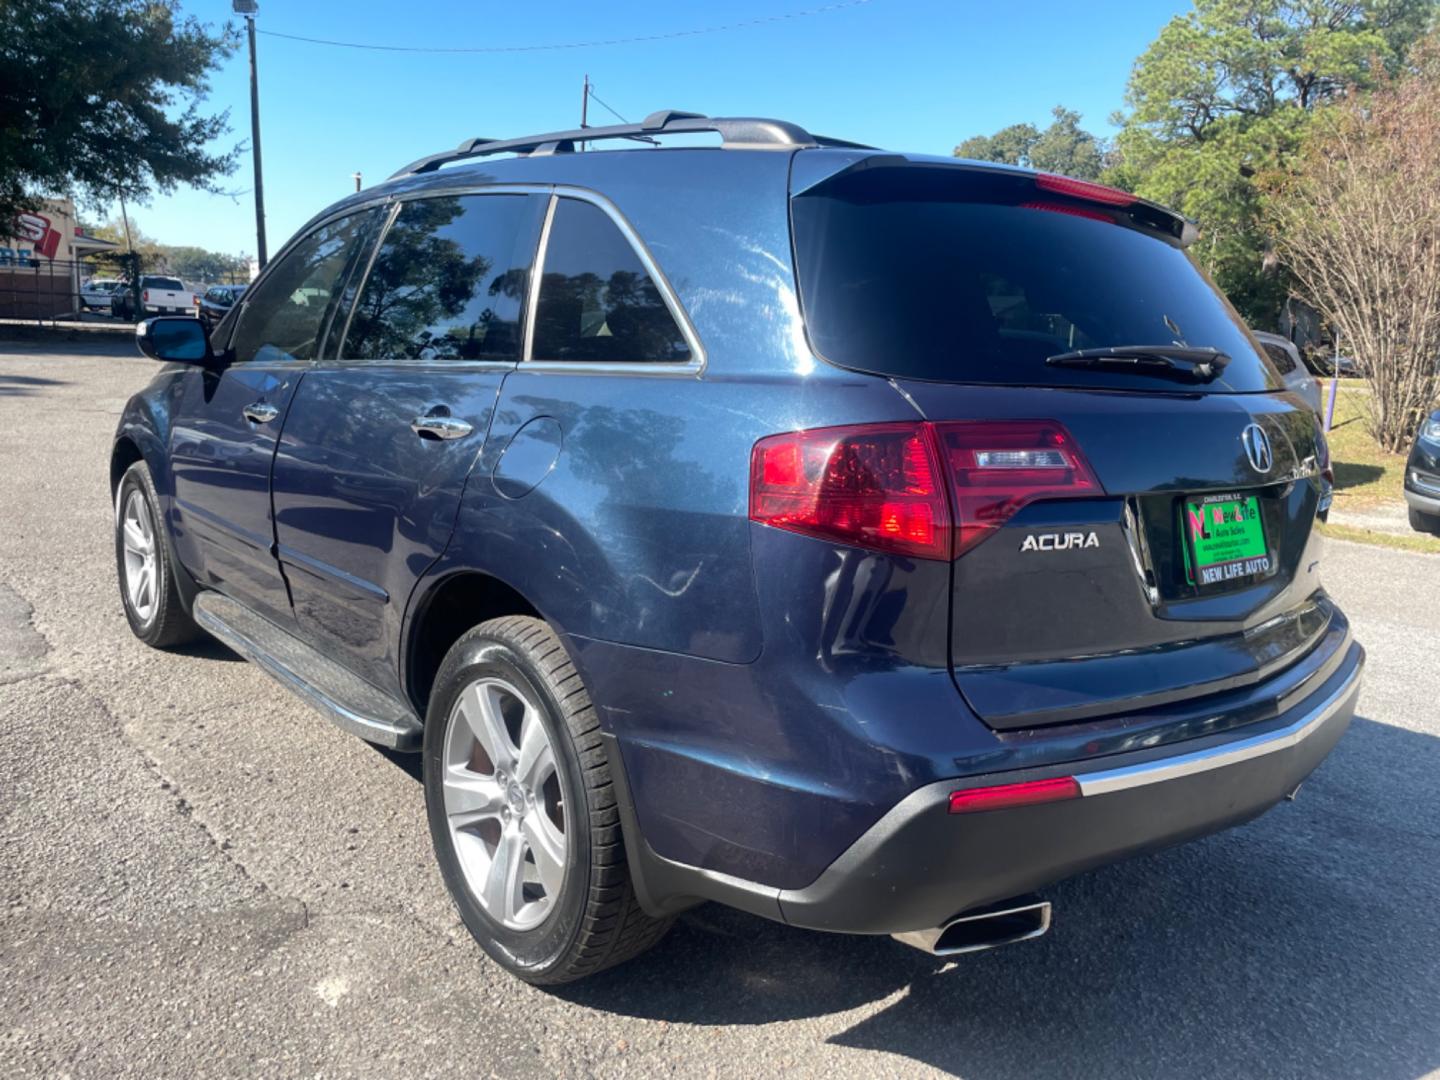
[388,182,547,203]
[521,194,558,366]
[226,204,394,368]
[306,358,517,372]
[521,184,707,378]
[332,200,401,361]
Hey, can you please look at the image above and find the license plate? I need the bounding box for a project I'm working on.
[1183,492,1272,587]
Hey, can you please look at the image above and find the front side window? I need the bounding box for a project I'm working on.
[228,209,379,364]
[342,194,533,362]
[531,198,691,364]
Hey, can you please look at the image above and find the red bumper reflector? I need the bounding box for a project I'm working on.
[949,776,1081,814]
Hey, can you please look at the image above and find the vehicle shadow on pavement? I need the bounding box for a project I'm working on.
[0,373,67,396]
[552,715,1440,1079]
[169,636,248,664]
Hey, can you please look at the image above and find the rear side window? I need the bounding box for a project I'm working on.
[230,209,380,364]
[530,198,691,364]
[791,166,1278,393]
[342,194,534,362]
[1260,341,1297,374]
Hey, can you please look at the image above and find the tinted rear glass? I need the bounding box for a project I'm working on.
[531,198,691,364]
[791,166,1278,393]
[1259,341,1297,374]
[146,277,184,291]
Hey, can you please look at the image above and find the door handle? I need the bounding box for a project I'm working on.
[243,401,279,424]
[411,412,474,441]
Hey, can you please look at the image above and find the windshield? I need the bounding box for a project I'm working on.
[791,165,1279,393]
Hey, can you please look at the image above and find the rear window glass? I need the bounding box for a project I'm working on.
[1259,341,1297,374]
[791,166,1279,393]
[146,277,184,291]
[530,197,691,365]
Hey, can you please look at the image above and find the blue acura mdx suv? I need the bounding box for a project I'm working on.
[112,111,1364,983]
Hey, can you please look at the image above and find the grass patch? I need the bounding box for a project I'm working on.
[1318,520,1440,554]
[1321,382,1409,512]
[1315,381,1440,554]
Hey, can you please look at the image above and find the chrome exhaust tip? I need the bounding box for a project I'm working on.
[892,898,1051,957]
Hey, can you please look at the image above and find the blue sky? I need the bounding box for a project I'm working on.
[133,0,1188,255]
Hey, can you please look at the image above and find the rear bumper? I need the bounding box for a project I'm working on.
[611,641,1364,935]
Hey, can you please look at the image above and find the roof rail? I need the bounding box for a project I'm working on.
[389,110,874,178]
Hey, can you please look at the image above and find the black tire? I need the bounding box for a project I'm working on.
[114,460,201,648]
[1410,506,1440,535]
[423,615,672,984]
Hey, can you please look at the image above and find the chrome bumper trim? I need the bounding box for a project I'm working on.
[1075,658,1362,797]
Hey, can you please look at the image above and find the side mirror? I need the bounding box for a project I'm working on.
[135,317,212,365]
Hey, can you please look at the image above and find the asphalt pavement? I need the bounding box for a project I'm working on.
[2,336,1438,1079]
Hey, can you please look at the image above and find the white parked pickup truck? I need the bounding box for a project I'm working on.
[134,275,196,316]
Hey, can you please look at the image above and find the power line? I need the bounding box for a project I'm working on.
[255,1,873,54]
[585,86,631,125]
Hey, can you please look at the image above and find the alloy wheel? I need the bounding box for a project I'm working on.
[120,489,158,624]
[442,676,567,931]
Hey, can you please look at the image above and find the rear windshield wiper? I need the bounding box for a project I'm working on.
[1045,345,1231,381]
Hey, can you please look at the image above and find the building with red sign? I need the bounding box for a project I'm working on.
[1,199,120,319]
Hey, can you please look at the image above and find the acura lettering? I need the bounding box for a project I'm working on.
[1020,531,1100,552]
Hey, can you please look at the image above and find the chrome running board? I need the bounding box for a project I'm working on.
[193,591,423,751]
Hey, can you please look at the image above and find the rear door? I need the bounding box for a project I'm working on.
[790,160,1333,729]
[168,208,382,625]
[270,190,545,697]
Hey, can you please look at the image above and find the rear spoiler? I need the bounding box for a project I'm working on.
[791,152,1199,248]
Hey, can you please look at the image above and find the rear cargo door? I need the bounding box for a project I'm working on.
[790,157,1334,729]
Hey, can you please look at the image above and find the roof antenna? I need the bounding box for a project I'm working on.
[580,74,589,151]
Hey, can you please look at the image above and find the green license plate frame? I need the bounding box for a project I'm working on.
[1182,491,1274,588]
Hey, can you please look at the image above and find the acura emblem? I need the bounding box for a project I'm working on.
[1242,423,1273,473]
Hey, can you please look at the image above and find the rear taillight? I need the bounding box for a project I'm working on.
[142,289,149,302]
[1035,173,1135,207]
[933,420,1101,556]
[750,423,949,559]
[749,419,1101,560]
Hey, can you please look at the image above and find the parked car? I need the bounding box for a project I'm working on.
[1310,353,1362,378]
[112,111,1364,985]
[196,284,247,333]
[1405,409,1440,533]
[1252,331,1322,414]
[80,278,122,312]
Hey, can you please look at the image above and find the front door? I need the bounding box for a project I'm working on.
[270,191,544,695]
[168,207,383,625]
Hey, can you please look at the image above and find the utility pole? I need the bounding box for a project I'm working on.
[581,73,589,130]
[235,1,268,268]
[117,191,133,253]
[352,172,362,193]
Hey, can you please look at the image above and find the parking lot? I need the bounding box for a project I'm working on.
[2,335,1438,1079]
